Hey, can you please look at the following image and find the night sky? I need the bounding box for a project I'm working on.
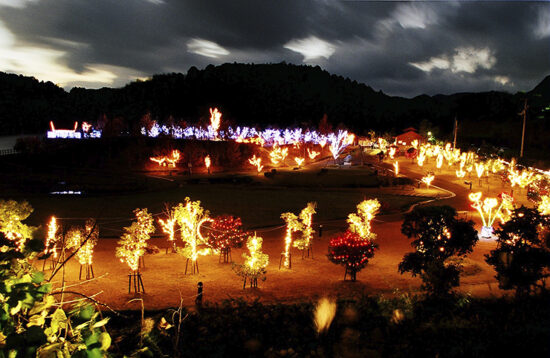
[0,0,548,97]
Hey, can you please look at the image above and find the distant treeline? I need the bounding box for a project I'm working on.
[1,63,549,155]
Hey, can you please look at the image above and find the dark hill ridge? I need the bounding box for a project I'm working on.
[0,64,549,156]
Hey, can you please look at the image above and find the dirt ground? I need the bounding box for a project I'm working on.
[36,153,531,311]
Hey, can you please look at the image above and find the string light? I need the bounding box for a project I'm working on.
[241,233,269,275]
[208,215,248,250]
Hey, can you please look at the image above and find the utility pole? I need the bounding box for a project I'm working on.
[519,99,528,158]
[453,115,458,150]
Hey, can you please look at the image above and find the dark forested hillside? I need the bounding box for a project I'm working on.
[1,64,549,155]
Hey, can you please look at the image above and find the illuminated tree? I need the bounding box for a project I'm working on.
[158,204,178,253]
[66,219,98,280]
[280,212,303,269]
[174,198,211,274]
[399,205,478,296]
[44,216,59,263]
[208,215,248,263]
[485,207,550,296]
[292,202,317,255]
[116,208,155,273]
[347,199,380,240]
[0,203,111,357]
[233,233,269,288]
[327,231,377,281]
[0,200,35,251]
[327,199,380,281]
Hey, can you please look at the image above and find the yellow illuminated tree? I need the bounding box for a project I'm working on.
[66,219,98,279]
[158,203,178,252]
[44,216,59,260]
[234,233,269,288]
[0,199,35,251]
[292,202,317,252]
[116,208,155,272]
[174,198,212,269]
[347,199,380,240]
[280,212,303,268]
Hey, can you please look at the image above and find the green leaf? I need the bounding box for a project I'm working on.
[85,348,103,358]
[98,332,111,351]
[31,272,44,284]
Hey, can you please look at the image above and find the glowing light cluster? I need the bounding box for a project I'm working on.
[270,145,288,165]
[294,157,305,167]
[209,107,222,137]
[292,202,317,251]
[150,150,181,168]
[208,215,248,250]
[116,208,155,272]
[508,167,536,188]
[204,155,211,173]
[158,205,177,245]
[328,130,350,160]
[538,195,550,215]
[469,192,513,228]
[280,212,302,268]
[243,233,269,272]
[44,216,59,259]
[307,148,320,160]
[174,198,212,262]
[67,219,98,266]
[248,155,264,173]
[421,174,435,188]
[347,199,380,240]
[0,200,34,251]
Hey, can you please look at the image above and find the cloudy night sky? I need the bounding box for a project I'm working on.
[0,0,548,97]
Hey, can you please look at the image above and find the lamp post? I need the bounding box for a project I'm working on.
[519,99,528,158]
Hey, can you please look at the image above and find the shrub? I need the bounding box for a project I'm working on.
[399,205,478,296]
[485,206,550,296]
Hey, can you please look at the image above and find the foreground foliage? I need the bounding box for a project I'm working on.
[485,206,550,296]
[0,200,110,357]
[107,293,550,358]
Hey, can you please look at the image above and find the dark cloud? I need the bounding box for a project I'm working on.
[0,0,548,96]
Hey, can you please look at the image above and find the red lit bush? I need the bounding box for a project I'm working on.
[327,231,377,281]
